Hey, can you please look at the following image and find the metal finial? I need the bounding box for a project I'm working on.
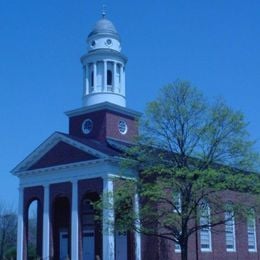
[101,4,106,18]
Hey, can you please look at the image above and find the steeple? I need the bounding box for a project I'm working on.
[81,15,127,107]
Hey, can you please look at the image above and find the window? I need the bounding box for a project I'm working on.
[107,70,112,86]
[225,211,236,252]
[173,192,181,213]
[199,202,212,251]
[175,242,181,253]
[248,210,257,252]
[90,71,94,92]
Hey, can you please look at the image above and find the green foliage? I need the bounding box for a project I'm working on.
[3,246,16,259]
[0,208,17,260]
[101,81,260,260]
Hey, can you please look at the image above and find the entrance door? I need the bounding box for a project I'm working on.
[59,230,69,260]
[116,232,127,260]
[82,228,95,260]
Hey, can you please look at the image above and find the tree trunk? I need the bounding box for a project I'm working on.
[180,240,188,260]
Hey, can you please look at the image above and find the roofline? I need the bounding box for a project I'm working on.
[11,132,109,174]
[12,157,119,177]
[80,49,128,64]
[65,102,142,118]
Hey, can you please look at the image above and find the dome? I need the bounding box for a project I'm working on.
[88,18,120,40]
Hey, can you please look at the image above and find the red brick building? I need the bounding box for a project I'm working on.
[12,14,259,260]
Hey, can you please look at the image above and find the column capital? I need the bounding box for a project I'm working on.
[71,179,78,185]
[18,186,24,193]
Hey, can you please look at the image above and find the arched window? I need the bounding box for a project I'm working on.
[28,200,39,258]
[107,70,112,86]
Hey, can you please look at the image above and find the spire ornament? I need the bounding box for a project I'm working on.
[101,4,106,18]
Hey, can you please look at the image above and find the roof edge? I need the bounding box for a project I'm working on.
[65,102,142,118]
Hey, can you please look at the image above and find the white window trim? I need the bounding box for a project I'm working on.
[248,213,257,252]
[199,203,212,252]
[225,211,236,252]
[174,242,181,253]
[173,192,181,213]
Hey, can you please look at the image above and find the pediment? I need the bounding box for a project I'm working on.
[29,141,98,170]
[12,132,109,174]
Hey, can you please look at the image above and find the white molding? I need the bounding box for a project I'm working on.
[17,158,137,188]
[103,177,115,260]
[11,132,109,174]
[71,180,79,259]
[65,101,141,118]
[43,184,50,259]
[16,187,24,260]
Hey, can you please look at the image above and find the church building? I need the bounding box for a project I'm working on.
[12,13,260,260]
[12,14,141,260]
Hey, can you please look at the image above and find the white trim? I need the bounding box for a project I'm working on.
[174,243,181,253]
[65,101,141,118]
[247,212,257,252]
[16,187,24,260]
[71,180,79,259]
[103,177,115,260]
[11,132,109,174]
[173,192,181,213]
[225,211,236,252]
[199,202,212,252]
[43,184,50,259]
[17,159,137,190]
[14,158,113,177]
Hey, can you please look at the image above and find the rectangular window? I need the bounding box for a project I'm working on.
[173,192,181,213]
[200,203,212,252]
[248,213,257,252]
[175,242,181,253]
[225,211,236,252]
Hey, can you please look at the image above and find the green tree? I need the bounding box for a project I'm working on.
[0,203,17,260]
[104,81,260,260]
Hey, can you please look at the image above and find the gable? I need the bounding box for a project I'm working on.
[29,141,98,170]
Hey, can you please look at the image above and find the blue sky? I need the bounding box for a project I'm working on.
[0,0,260,207]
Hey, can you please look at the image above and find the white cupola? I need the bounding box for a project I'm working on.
[81,14,127,107]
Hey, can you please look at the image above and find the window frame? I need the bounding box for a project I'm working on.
[247,210,257,252]
[199,202,212,252]
[225,211,236,252]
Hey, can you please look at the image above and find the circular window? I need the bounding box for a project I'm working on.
[106,39,112,46]
[91,40,96,47]
[118,120,128,135]
[82,119,93,135]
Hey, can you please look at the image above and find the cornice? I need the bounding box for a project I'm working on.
[11,132,109,174]
[14,157,118,177]
[65,101,142,118]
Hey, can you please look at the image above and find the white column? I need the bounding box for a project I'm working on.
[71,180,79,260]
[103,177,115,260]
[121,65,126,96]
[93,62,97,92]
[84,65,89,95]
[120,65,123,94]
[43,184,50,259]
[17,187,24,260]
[113,62,117,92]
[134,193,142,260]
[103,60,107,91]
